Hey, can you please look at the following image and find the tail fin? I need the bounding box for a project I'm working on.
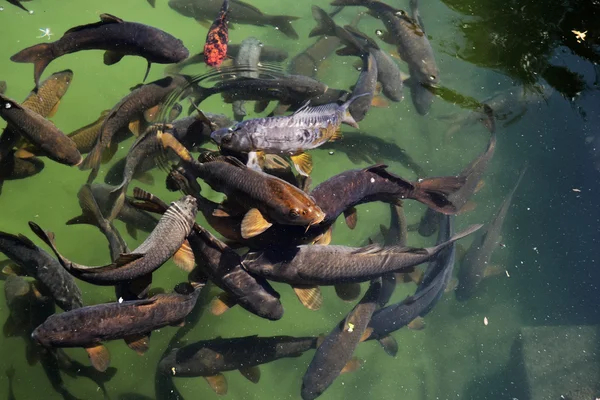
[28,222,69,270]
[309,6,337,37]
[79,142,103,172]
[267,15,300,39]
[411,176,467,215]
[10,43,55,89]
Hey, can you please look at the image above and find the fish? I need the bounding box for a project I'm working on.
[0,229,83,312]
[147,0,156,7]
[447,131,496,213]
[211,94,365,176]
[332,0,439,87]
[29,195,197,285]
[188,67,328,112]
[3,274,33,338]
[440,85,553,138]
[0,70,74,164]
[320,131,425,176]
[456,165,528,301]
[232,37,264,121]
[309,6,381,121]
[168,0,300,39]
[168,43,288,74]
[0,94,81,166]
[31,283,204,372]
[289,36,342,78]
[80,75,188,177]
[159,335,319,394]
[0,151,45,195]
[11,14,189,88]
[0,81,6,94]
[204,0,230,67]
[159,133,325,239]
[405,71,435,115]
[64,110,110,155]
[302,279,381,400]
[367,215,457,354]
[67,183,159,240]
[242,224,481,286]
[131,187,284,320]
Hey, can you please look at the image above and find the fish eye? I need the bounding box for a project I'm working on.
[289,209,300,218]
[375,29,384,37]
[3,102,11,109]
[429,75,437,81]
[395,10,406,16]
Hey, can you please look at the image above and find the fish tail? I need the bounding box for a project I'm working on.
[106,185,126,222]
[309,6,337,38]
[441,224,483,249]
[266,15,301,39]
[411,176,467,215]
[10,43,55,89]
[27,221,70,270]
[79,143,103,172]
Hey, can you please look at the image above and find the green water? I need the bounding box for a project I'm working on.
[1,0,599,399]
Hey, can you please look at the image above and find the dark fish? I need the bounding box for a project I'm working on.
[32,284,204,372]
[447,131,496,213]
[3,274,33,337]
[320,131,425,176]
[30,195,197,285]
[0,229,83,312]
[367,215,457,354]
[405,72,435,115]
[168,0,300,39]
[204,0,230,67]
[243,224,481,286]
[188,68,328,110]
[0,151,45,194]
[130,187,284,320]
[456,165,527,301]
[11,14,189,88]
[414,207,443,237]
[147,0,156,7]
[80,75,188,176]
[332,0,439,86]
[232,37,264,121]
[0,94,81,166]
[0,81,6,94]
[67,183,159,240]
[159,335,318,394]
[302,279,382,400]
[160,133,325,239]
[289,36,341,78]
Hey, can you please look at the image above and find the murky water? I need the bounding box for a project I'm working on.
[0,0,599,399]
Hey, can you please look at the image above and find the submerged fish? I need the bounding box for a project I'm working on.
[211,95,363,176]
[302,278,381,400]
[32,284,204,372]
[160,133,325,239]
[0,81,6,94]
[367,215,457,354]
[242,224,481,286]
[169,0,300,39]
[0,229,83,312]
[11,14,188,88]
[456,165,527,301]
[30,195,197,285]
[0,151,45,195]
[159,335,319,394]
[64,110,110,155]
[0,94,81,166]
[232,37,263,121]
[204,0,230,67]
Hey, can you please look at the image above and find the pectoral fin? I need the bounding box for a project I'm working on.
[343,207,357,229]
[290,153,313,177]
[209,292,237,316]
[204,374,228,395]
[241,208,272,239]
[124,333,150,356]
[172,239,195,272]
[378,335,398,356]
[360,327,373,342]
[340,357,361,374]
[103,51,124,66]
[239,366,260,383]
[85,344,111,372]
[407,316,425,330]
[292,285,322,310]
[143,105,161,122]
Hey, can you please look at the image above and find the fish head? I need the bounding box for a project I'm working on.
[47,69,74,98]
[242,252,275,278]
[171,195,199,224]
[287,75,329,97]
[210,126,251,152]
[0,94,22,116]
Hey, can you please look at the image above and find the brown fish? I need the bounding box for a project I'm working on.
[0,94,81,166]
[32,283,204,372]
[159,132,325,239]
[65,110,110,154]
[0,151,45,194]
[29,195,197,285]
[80,75,187,177]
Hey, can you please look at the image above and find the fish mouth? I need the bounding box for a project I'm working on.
[310,211,326,226]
